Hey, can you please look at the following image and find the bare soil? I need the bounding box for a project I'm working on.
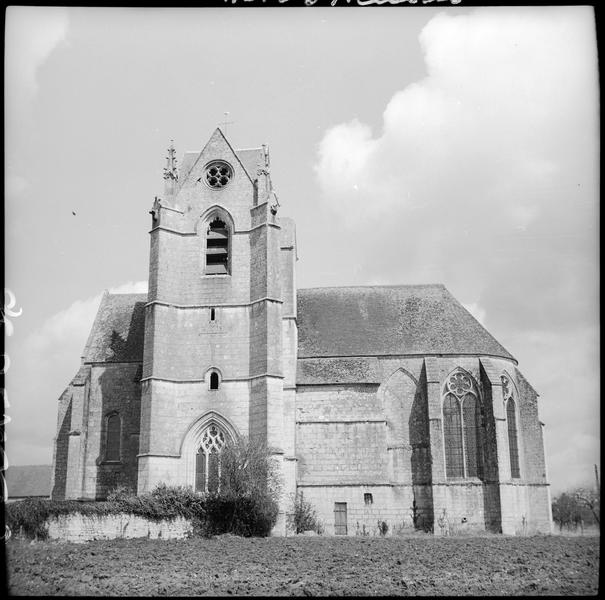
[5,534,599,596]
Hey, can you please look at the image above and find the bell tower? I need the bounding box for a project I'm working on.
[138,129,298,533]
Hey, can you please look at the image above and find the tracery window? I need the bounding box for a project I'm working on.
[502,375,521,479]
[205,217,230,275]
[195,424,226,493]
[443,395,464,478]
[204,161,233,189]
[442,371,484,479]
[105,413,121,462]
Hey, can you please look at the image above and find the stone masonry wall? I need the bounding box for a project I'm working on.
[294,355,550,536]
[297,485,419,536]
[46,513,192,543]
[83,363,142,499]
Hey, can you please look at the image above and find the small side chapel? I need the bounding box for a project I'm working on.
[51,128,553,535]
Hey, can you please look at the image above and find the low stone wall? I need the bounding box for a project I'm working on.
[46,513,194,542]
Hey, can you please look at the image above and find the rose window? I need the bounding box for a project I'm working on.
[447,372,473,397]
[205,161,233,189]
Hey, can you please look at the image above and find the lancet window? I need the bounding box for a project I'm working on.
[195,424,227,493]
[442,371,484,479]
[502,374,521,479]
[105,413,121,462]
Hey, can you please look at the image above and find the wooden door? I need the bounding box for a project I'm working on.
[334,502,347,535]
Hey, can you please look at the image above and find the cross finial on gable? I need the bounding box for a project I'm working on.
[220,112,235,135]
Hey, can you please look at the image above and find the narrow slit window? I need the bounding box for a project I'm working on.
[105,414,121,462]
[210,372,219,390]
[206,217,229,275]
[210,308,216,321]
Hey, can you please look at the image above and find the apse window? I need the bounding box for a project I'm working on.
[364,493,373,506]
[206,217,229,275]
[205,161,233,189]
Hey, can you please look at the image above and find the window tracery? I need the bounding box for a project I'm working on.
[204,161,233,189]
[442,370,484,479]
[195,424,227,493]
[501,374,521,479]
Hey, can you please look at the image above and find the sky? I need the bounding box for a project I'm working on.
[4,5,599,496]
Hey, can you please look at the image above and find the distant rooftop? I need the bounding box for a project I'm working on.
[5,465,52,499]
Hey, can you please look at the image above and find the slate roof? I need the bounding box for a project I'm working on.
[297,285,515,361]
[235,148,264,181]
[6,465,52,499]
[83,285,514,366]
[297,357,381,385]
[82,293,147,363]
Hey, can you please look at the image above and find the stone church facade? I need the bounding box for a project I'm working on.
[51,128,553,536]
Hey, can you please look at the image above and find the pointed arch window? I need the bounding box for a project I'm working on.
[206,217,230,275]
[443,395,464,478]
[105,413,121,462]
[195,424,226,493]
[442,371,484,479]
[502,375,521,479]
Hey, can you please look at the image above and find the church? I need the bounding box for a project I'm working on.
[51,128,553,536]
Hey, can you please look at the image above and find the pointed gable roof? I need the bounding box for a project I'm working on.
[83,293,147,363]
[177,128,254,190]
[297,284,515,361]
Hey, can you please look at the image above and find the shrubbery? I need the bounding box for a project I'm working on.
[5,485,207,541]
[6,437,280,540]
[288,492,323,534]
[204,437,280,537]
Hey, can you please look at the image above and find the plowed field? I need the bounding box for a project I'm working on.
[6,534,599,596]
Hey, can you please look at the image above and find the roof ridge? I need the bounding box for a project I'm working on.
[298,283,446,291]
[105,292,148,297]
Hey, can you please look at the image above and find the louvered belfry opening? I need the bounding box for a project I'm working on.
[206,217,229,274]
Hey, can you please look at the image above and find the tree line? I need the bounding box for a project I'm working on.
[551,487,600,532]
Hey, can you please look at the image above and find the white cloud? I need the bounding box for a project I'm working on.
[5,6,70,99]
[5,281,148,465]
[109,281,149,295]
[314,7,599,496]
